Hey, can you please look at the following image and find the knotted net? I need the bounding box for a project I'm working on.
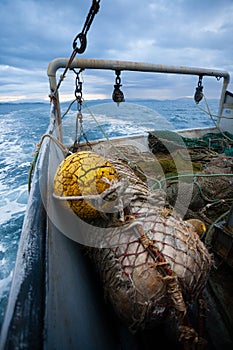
[85,155,213,336]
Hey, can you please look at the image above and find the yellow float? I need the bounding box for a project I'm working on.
[54,151,119,219]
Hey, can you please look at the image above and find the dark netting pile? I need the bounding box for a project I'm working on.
[148,131,233,239]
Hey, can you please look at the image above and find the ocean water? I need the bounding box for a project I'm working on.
[0,98,218,329]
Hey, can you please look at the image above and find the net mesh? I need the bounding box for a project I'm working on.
[85,153,213,333]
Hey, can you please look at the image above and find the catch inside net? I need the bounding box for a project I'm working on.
[84,154,213,340]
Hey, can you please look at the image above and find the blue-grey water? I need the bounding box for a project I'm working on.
[0,98,218,329]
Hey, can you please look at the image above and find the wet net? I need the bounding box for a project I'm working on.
[148,131,233,237]
[85,154,213,338]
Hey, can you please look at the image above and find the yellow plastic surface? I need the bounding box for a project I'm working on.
[54,151,119,219]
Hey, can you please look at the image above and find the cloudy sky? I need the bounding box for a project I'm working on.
[0,0,233,102]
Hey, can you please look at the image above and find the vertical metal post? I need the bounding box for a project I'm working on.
[218,76,230,120]
[49,74,63,142]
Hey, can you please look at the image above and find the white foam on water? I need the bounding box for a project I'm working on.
[0,244,6,254]
[0,271,13,299]
[0,185,28,225]
[61,102,172,144]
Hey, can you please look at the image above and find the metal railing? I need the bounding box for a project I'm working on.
[47,57,230,119]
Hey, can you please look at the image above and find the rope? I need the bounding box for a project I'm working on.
[49,95,163,192]
[161,172,233,183]
[28,134,69,192]
[134,224,203,348]
[193,176,227,204]
[53,178,121,202]
[204,209,230,248]
[196,93,233,142]
[82,99,163,190]
[61,99,77,119]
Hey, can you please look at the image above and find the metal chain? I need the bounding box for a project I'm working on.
[73,68,83,105]
[73,110,92,151]
[71,69,92,151]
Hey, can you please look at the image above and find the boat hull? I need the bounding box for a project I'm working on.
[1,125,233,349]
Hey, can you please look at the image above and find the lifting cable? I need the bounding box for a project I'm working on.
[50,0,100,99]
[73,0,100,54]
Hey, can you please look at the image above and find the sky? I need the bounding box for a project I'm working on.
[0,0,233,102]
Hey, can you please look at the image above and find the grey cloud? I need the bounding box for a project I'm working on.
[0,0,232,101]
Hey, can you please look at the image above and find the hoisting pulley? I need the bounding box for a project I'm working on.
[112,70,125,105]
[194,75,204,104]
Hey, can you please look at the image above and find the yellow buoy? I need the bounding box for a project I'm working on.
[54,151,119,219]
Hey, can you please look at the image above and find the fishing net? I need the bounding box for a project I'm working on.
[84,154,213,338]
[148,129,233,217]
[147,129,233,269]
[53,126,232,344]
[54,137,215,341]
[148,130,233,157]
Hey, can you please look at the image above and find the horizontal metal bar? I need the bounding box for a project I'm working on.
[47,58,230,120]
[47,57,230,90]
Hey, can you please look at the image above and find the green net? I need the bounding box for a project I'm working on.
[148,130,233,156]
